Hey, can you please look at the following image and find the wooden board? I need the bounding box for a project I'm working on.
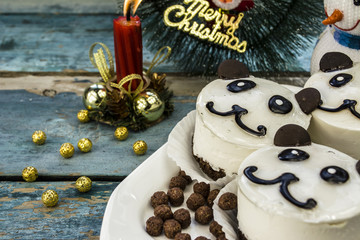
[0,181,118,239]
[0,90,196,180]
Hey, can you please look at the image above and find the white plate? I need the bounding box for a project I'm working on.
[100,112,237,240]
[100,143,221,239]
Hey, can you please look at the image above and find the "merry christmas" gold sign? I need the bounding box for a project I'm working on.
[163,0,247,53]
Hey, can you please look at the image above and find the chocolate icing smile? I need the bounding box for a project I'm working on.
[244,166,317,210]
[318,99,360,119]
[206,101,267,137]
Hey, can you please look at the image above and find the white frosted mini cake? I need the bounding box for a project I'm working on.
[304,52,360,159]
[192,60,320,181]
[237,124,360,240]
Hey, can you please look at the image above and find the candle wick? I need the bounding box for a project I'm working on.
[126,5,131,21]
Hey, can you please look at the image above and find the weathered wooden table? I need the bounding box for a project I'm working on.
[0,1,311,239]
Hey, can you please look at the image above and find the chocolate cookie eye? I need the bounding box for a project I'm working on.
[355,0,360,6]
[278,149,310,162]
[268,95,293,114]
[227,80,256,93]
[329,73,353,87]
[320,166,349,184]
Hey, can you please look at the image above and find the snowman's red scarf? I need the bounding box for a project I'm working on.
[334,28,360,50]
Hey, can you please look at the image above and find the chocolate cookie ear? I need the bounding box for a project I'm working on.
[295,88,321,114]
[217,59,250,79]
[319,52,353,73]
[274,124,311,147]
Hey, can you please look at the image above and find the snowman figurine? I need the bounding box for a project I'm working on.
[310,0,360,74]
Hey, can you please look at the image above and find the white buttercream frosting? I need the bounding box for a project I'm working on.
[193,77,311,176]
[304,62,360,159]
[237,143,360,240]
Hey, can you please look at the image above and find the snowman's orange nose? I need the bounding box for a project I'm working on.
[323,9,343,25]
[219,0,233,2]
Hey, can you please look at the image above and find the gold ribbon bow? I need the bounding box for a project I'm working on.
[89,42,171,98]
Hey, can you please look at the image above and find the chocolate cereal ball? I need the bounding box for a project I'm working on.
[186,193,206,211]
[207,189,220,207]
[145,216,163,236]
[168,187,184,207]
[163,219,182,239]
[169,176,188,190]
[194,237,210,240]
[154,204,173,220]
[195,206,213,225]
[178,170,192,184]
[218,192,237,210]
[173,208,191,229]
[150,191,168,208]
[216,234,228,240]
[193,182,210,198]
[175,232,191,240]
[210,221,224,238]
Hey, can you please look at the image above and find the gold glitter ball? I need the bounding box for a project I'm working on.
[77,109,90,123]
[42,190,59,207]
[77,138,92,153]
[75,176,92,193]
[133,89,165,122]
[32,130,46,145]
[59,143,75,158]
[114,127,129,141]
[133,140,147,155]
[22,166,38,182]
[82,83,107,110]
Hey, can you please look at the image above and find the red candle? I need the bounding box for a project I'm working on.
[113,15,143,91]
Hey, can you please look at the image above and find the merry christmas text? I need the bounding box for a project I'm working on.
[163,0,247,53]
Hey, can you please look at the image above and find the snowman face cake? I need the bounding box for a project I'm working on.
[237,125,360,240]
[305,52,360,159]
[193,63,320,181]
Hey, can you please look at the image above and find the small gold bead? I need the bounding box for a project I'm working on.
[22,166,38,182]
[59,143,75,158]
[75,176,92,193]
[42,190,59,207]
[114,127,129,141]
[32,130,46,145]
[77,138,92,153]
[133,140,147,155]
[77,110,90,123]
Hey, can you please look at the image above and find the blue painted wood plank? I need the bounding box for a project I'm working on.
[0,13,178,73]
[0,181,118,239]
[0,90,196,178]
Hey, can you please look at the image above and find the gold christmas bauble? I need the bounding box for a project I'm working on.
[77,109,90,123]
[42,190,59,207]
[32,130,46,145]
[75,176,92,193]
[60,143,75,158]
[114,126,129,141]
[77,138,92,153]
[22,166,38,182]
[133,89,165,122]
[83,83,107,110]
[133,140,147,155]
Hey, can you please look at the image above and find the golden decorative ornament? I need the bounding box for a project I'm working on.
[42,190,59,207]
[82,83,107,110]
[114,126,129,141]
[75,176,92,193]
[77,109,90,123]
[133,140,147,155]
[77,138,92,153]
[32,130,46,145]
[59,143,75,158]
[22,166,38,182]
[133,89,165,122]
